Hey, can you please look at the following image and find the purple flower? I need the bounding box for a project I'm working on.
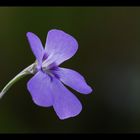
[26,29,92,120]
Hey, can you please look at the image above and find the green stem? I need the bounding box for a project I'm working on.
[0,63,36,99]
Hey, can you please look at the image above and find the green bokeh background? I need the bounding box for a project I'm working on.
[0,7,140,133]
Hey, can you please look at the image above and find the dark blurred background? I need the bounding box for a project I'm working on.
[0,7,140,133]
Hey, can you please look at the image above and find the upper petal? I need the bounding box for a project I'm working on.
[55,68,93,94]
[27,71,53,107]
[51,77,82,120]
[44,29,78,66]
[26,32,44,66]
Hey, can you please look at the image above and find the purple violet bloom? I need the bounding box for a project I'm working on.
[26,29,92,120]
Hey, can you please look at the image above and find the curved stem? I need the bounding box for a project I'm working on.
[0,63,36,99]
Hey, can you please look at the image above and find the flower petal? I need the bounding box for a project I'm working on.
[27,71,53,107]
[44,29,78,66]
[51,77,82,120]
[26,32,44,66]
[55,68,93,94]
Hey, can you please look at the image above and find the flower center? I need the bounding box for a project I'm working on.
[41,62,59,79]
